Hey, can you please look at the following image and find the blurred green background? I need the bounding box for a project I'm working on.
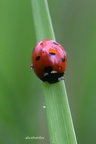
[0,0,96,144]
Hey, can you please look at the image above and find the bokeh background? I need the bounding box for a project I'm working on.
[0,0,96,144]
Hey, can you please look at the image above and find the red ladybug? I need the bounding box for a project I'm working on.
[31,39,67,84]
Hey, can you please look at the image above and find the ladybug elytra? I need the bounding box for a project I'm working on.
[31,39,67,84]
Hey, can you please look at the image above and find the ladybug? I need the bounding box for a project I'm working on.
[31,39,67,84]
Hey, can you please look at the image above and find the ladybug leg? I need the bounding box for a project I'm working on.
[30,64,34,70]
[58,76,64,81]
[43,73,49,76]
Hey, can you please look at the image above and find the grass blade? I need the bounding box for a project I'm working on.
[31,0,55,41]
[31,0,77,143]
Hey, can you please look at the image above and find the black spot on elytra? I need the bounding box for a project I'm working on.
[53,41,58,45]
[61,57,65,62]
[36,56,40,61]
[44,66,53,73]
[49,52,56,56]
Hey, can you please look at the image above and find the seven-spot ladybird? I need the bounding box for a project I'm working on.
[31,39,67,84]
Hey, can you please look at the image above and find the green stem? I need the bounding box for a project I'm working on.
[43,81,77,144]
[31,0,55,41]
[31,0,77,143]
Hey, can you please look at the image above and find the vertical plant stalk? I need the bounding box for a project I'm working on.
[31,0,55,41]
[31,0,77,144]
[43,81,77,144]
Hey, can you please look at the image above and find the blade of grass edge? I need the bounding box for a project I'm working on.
[31,0,77,144]
[31,0,55,41]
